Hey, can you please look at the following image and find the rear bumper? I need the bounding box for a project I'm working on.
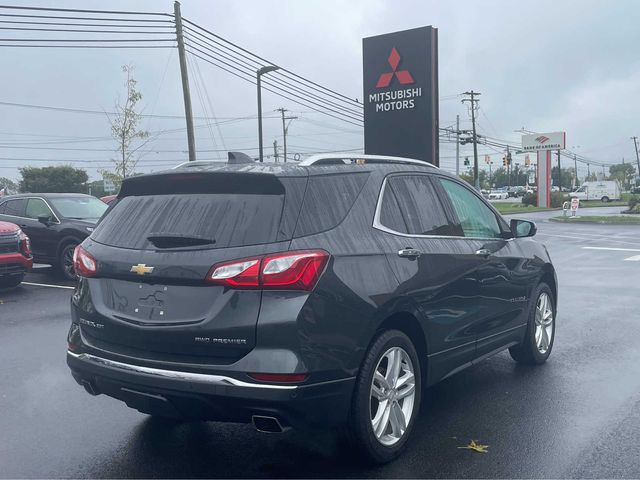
[67,351,355,430]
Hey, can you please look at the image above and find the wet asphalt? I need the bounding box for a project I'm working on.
[1,208,639,478]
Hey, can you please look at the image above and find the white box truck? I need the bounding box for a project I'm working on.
[570,180,621,202]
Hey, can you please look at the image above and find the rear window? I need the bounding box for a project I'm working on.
[91,193,284,250]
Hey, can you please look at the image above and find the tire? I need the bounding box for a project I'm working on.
[57,242,78,281]
[509,283,555,365]
[0,274,24,289]
[601,196,609,203]
[347,329,421,464]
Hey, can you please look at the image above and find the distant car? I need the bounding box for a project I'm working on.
[0,220,32,288]
[100,195,117,205]
[0,194,108,280]
[488,190,509,200]
[507,186,526,198]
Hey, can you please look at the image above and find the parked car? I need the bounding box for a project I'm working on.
[0,221,32,288]
[0,194,108,280]
[507,186,526,198]
[100,195,117,206]
[488,189,509,200]
[67,154,557,463]
[570,180,621,202]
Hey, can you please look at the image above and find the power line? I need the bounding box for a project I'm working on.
[186,48,363,128]
[182,17,361,108]
[0,5,170,16]
[184,41,363,125]
[182,27,363,118]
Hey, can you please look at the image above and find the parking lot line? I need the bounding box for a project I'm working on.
[624,255,640,262]
[22,282,75,290]
[582,246,640,252]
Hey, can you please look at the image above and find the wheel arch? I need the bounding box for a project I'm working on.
[540,268,557,308]
[376,311,428,384]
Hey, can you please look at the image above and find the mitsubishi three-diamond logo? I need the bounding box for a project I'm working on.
[376,47,415,88]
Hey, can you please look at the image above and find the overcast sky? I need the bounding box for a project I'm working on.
[1,0,639,185]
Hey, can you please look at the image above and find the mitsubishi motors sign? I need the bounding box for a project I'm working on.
[522,131,566,151]
[363,26,439,166]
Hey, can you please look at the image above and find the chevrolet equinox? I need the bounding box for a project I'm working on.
[67,153,557,463]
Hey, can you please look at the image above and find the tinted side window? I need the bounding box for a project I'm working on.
[25,198,53,219]
[294,172,368,237]
[380,175,453,236]
[439,178,501,238]
[2,199,26,217]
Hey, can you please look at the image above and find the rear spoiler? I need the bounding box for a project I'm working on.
[119,170,285,197]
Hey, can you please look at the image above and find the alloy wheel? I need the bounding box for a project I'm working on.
[62,245,77,280]
[369,346,416,446]
[534,292,554,354]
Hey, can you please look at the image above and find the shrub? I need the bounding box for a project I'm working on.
[522,191,567,208]
[522,192,536,206]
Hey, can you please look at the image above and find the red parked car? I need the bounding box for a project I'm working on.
[0,221,33,288]
[100,195,117,206]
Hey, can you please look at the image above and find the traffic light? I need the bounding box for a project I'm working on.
[507,151,512,166]
[503,156,507,167]
[464,157,470,166]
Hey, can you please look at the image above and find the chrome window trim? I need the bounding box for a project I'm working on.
[0,196,61,224]
[67,351,299,390]
[372,174,511,242]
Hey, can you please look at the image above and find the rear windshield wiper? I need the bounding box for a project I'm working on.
[147,233,216,248]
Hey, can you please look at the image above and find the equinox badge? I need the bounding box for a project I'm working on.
[130,264,154,275]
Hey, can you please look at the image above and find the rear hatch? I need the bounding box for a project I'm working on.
[79,169,307,364]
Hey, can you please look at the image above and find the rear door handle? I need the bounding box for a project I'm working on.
[398,248,421,258]
[475,248,492,257]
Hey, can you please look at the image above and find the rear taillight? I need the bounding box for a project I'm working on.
[207,256,261,288]
[18,231,31,257]
[206,250,329,291]
[73,245,97,278]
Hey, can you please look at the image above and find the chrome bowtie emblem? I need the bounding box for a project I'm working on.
[130,264,154,275]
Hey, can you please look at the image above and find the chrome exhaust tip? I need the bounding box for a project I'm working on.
[252,415,285,433]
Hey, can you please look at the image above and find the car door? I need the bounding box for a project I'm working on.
[436,177,529,360]
[22,197,59,260]
[0,198,27,226]
[372,173,484,384]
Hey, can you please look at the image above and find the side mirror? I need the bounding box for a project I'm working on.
[37,214,52,226]
[510,218,537,238]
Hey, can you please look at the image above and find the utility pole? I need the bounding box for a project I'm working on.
[455,114,460,176]
[587,163,591,178]
[557,149,561,191]
[507,145,511,188]
[461,91,481,190]
[257,66,279,162]
[573,153,578,188]
[632,137,640,179]
[276,108,297,163]
[273,139,279,162]
[173,1,196,161]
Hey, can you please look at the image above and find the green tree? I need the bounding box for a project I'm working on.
[0,177,18,194]
[608,162,636,189]
[103,64,149,184]
[19,165,88,193]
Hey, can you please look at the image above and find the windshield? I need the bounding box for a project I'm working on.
[49,196,108,221]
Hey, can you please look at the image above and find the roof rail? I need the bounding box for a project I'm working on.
[173,160,226,169]
[298,153,439,168]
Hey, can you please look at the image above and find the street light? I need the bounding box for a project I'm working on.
[257,65,280,162]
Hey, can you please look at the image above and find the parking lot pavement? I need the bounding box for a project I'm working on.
[1,220,639,478]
